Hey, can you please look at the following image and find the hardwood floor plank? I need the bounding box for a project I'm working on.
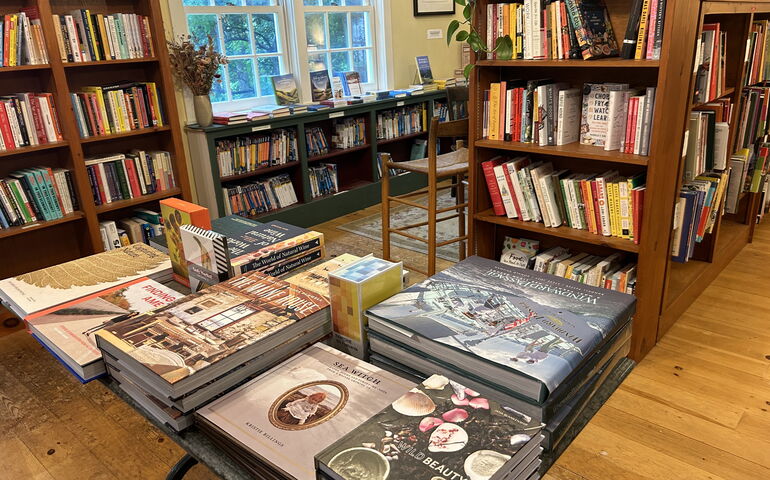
[0,436,55,480]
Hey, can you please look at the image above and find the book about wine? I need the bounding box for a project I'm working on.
[272,74,300,105]
[310,70,333,102]
[160,198,211,287]
[196,343,415,480]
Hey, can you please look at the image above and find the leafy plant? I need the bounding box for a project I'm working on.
[167,35,228,96]
[447,0,513,77]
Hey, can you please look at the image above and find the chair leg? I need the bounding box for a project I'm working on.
[428,172,438,276]
[382,168,391,261]
[457,173,466,261]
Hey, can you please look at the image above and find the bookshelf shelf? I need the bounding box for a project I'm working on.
[79,126,173,144]
[220,162,300,183]
[474,139,650,166]
[94,188,183,214]
[475,209,640,253]
[0,141,69,158]
[0,211,85,240]
[307,144,371,163]
[377,131,427,145]
[63,58,159,68]
[690,87,736,110]
[476,59,660,68]
[0,64,51,72]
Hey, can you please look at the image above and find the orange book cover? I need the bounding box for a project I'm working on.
[160,198,211,287]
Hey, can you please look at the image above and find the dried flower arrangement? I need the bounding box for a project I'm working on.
[167,35,227,96]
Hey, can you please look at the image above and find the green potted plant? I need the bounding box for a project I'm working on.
[167,35,227,127]
[447,0,513,77]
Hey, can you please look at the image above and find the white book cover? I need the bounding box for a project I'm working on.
[507,160,530,221]
[556,88,581,145]
[494,163,518,218]
[633,95,646,155]
[713,122,730,170]
[530,162,554,226]
[605,89,630,151]
[580,83,629,147]
[197,343,414,480]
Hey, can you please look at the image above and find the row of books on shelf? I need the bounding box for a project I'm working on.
[97,209,163,250]
[499,236,637,294]
[483,156,646,243]
[376,104,426,140]
[485,0,665,61]
[1,8,48,67]
[216,129,298,178]
[222,173,298,218]
[0,167,78,228]
[0,92,63,150]
[330,117,366,150]
[672,171,730,263]
[693,22,728,105]
[483,81,656,156]
[735,86,770,152]
[305,126,328,157]
[743,20,770,87]
[52,11,154,63]
[70,81,165,138]
[685,100,731,181]
[85,150,176,206]
[308,163,338,199]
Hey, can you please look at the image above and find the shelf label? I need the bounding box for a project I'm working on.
[329,111,345,119]
[397,101,405,107]
[252,124,272,132]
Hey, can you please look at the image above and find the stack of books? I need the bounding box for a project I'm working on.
[672,171,730,263]
[364,256,635,461]
[53,10,154,63]
[1,167,79,228]
[309,163,338,199]
[482,156,646,244]
[331,117,366,149]
[1,8,49,66]
[0,92,63,150]
[284,254,360,299]
[251,104,291,118]
[376,104,426,140]
[212,111,248,126]
[482,81,657,156]
[85,150,176,206]
[93,209,164,248]
[305,126,329,157]
[221,173,299,217]
[216,128,298,177]
[95,270,332,431]
[70,81,164,138]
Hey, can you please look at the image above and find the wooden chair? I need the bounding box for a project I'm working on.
[381,117,469,276]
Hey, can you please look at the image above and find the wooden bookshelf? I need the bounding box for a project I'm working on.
[468,0,713,360]
[0,0,191,280]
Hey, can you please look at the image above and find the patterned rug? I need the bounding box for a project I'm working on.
[338,189,467,262]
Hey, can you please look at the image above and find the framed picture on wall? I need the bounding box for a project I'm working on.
[413,0,456,16]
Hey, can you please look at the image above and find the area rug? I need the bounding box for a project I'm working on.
[338,189,467,262]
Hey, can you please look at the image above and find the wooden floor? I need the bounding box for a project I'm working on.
[1,203,769,480]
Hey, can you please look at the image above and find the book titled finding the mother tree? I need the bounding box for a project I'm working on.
[196,343,414,480]
[316,374,544,480]
[366,256,636,403]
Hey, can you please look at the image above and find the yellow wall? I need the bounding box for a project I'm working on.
[387,1,465,88]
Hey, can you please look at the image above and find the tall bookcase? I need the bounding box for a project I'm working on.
[467,0,760,360]
[0,0,190,280]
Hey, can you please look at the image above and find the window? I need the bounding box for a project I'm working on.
[180,0,290,106]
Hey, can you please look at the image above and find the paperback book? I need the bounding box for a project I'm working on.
[310,70,333,102]
[160,198,211,287]
[285,254,361,299]
[272,74,300,105]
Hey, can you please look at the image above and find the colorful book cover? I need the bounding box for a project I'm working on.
[366,256,636,396]
[272,73,300,105]
[25,278,182,377]
[310,70,333,102]
[579,83,627,146]
[331,75,346,99]
[284,254,361,300]
[343,71,363,96]
[160,198,211,287]
[317,374,543,480]
[180,224,232,293]
[329,257,403,360]
[95,270,329,385]
[0,243,171,318]
[567,0,620,60]
[415,55,434,84]
[196,343,415,480]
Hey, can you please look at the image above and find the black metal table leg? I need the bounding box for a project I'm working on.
[166,453,198,480]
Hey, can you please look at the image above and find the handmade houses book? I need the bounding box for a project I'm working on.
[0,243,171,318]
[196,343,414,480]
[366,256,636,403]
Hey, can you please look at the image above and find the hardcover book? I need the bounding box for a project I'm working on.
[180,224,232,292]
[310,70,333,102]
[366,256,636,403]
[329,257,403,360]
[196,343,414,480]
[26,277,181,381]
[0,243,171,318]
[415,55,434,84]
[285,254,361,299]
[580,83,628,146]
[272,74,300,105]
[343,71,363,96]
[566,0,620,60]
[316,374,543,480]
[160,198,211,287]
[95,270,330,389]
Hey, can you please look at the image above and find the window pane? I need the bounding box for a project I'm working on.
[305,13,327,50]
[352,49,371,83]
[187,14,221,50]
[228,58,257,99]
[303,0,320,4]
[330,51,350,74]
[258,57,281,96]
[252,14,279,54]
[351,12,369,47]
[328,13,349,49]
[345,0,368,5]
[211,65,228,103]
[222,14,251,56]
[308,53,328,73]
[183,0,210,5]
[215,0,242,6]
[244,0,275,4]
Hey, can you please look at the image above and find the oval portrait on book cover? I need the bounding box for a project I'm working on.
[268,381,349,430]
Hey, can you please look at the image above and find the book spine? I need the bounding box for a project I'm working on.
[235,237,322,274]
[482,160,506,216]
[634,0,651,60]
